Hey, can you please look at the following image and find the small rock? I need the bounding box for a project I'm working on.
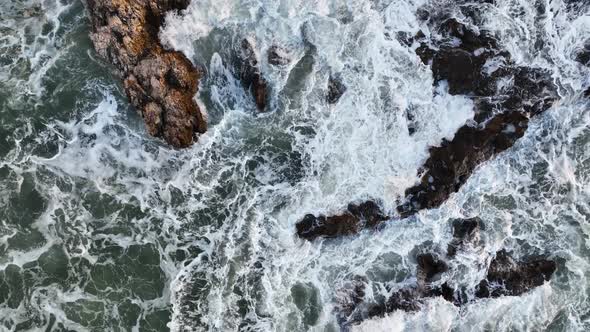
[416,253,448,285]
[296,201,387,240]
[267,46,291,66]
[237,38,269,111]
[447,217,483,257]
[327,75,347,104]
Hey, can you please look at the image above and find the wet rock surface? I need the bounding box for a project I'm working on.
[235,38,269,111]
[267,45,291,66]
[87,0,206,148]
[336,218,556,327]
[296,16,559,239]
[296,201,387,240]
[397,111,529,217]
[476,250,557,298]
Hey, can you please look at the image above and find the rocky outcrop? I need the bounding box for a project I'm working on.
[476,250,557,298]
[267,45,291,66]
[397,17,558,217]
[336,218,556,327]
[296,201,387,240]
[327,75,347,104]
[397,111,529,216]
[87,0,207,148]
[235,38,269,111]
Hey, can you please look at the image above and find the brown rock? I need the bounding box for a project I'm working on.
[237,38,269,111]
[296,201,388,240]
[268,45,291,66]
[87,0,206,148]
[447,217,482,257]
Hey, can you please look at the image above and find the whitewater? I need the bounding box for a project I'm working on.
[1,0,589,331]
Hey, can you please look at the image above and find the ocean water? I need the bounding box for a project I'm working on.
[0,0,589,331]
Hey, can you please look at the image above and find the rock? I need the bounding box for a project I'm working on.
[327,75,347,104]
[447,217,482,257]
[267,45,291,66]
[236,38,269,111]
[87,0,206,148]
[396,18,559,218]
[398,111,529,217]
[476,250,556,298]
[296,213,360,240]
[336,276,368,325]
[576,42,590,66]
[585,86,590,98]
[296,201,387,240]
[416,253,448,285]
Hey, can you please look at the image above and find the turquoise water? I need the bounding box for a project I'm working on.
[1,0,590,331]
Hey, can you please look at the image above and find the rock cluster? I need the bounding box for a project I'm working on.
[87,0,206,148]
[296,14,559,238]
[336,218,557,327]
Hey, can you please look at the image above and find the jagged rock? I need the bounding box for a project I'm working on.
[416,253,448,285]
[327,75,347,104]
[476,250,556,298]
[236,38,269,111]
[398,111,529,217]
[397,19,558,217]
[296,201,387,240]
[87,0,206,148]
[447,217,482,257]
[267,45,291,66]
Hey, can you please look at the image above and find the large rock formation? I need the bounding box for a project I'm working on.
[87,0,207,148]
[296,15,559,239]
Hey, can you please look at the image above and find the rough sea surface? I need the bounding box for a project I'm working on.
[1,0,589,331]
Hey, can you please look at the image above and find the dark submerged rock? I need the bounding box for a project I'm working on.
[338,247,556,327]
[327,75,347,104]
[416,253,448,285]
[236,38,269,111]
[296,201,387,240]
[396,18,558,218]
[267,45,291,66]
[87,0,206,148]
[447,217,482,257]
[476,250,557,298]
[297,15,559,238]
